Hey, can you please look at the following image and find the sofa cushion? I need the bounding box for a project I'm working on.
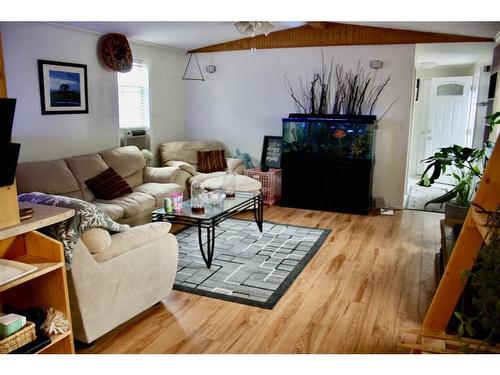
[65,153,109,201]
[164,161,197,176]
[160,140,225,170]
[94,191,155,219]
[197,150,227,173]
[85,167,133,200]
[134,183,184,206]
[93,222,171,263]
[81,228,112,254]
[188,171,227,187]
[226,158,244,172]
[143,166,180,184]
[16,159,83,199]
[204,175,262,192]
[100,146,146,188]
[91,202,125,221]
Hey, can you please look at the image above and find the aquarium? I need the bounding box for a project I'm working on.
[282,115,376,160]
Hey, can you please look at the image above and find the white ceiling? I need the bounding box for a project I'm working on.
[57,21,500,51]
[414,42,495,67]
[345,22,500,39]
[57,21,305,50]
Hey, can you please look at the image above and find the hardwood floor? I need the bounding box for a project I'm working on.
[77,206,442,354]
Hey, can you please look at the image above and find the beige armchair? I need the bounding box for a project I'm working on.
[159,140,246,196]
[68,222,178,344]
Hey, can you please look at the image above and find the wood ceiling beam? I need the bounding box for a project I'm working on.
[189,22,494,53]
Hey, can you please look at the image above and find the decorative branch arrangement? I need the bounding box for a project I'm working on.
[285,56,391,116]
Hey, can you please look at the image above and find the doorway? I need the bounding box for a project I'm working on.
[419,76,473,181]
[404,42,495,212]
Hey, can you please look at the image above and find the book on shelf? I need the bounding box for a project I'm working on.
[10,333,51,354]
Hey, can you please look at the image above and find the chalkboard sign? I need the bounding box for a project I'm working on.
[261,136,282,169]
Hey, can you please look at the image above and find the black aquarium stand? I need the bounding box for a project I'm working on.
[281,153,374,215]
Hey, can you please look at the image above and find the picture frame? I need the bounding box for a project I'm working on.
[37,60,89,115]
[260,135,282,169]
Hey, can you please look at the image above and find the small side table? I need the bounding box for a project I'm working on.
[244,168,282,205]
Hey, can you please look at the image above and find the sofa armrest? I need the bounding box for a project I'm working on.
[164,160,197,176]
[93,222,172,263]
[144,166,180,183]
[226,158,245,174]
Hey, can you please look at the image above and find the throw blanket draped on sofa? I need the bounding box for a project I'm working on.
[18,192,129,268]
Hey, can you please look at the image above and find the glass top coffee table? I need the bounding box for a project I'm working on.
[152,192,263,268]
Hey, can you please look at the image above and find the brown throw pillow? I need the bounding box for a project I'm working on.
[85,167,132,200]
[197,150,227,173]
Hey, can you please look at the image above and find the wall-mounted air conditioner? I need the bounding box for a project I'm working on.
[121,129,150,150]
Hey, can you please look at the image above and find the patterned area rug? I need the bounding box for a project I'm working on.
[173,219,330,309]
[405,184,448,213]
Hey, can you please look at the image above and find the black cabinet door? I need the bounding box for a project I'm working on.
[281,158,373,214]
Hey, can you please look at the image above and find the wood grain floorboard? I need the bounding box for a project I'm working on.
[77,207,442,354]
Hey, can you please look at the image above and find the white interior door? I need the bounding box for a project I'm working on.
[423,76,473,183]
[425,76,473,154]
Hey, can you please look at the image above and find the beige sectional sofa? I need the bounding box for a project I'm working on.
[160,140,246,196]
[16,146,182,343]
[16,146,186,226]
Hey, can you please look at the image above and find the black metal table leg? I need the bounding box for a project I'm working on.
[197,222,216,268]
[153,192,265,269]
[254,194,263,232]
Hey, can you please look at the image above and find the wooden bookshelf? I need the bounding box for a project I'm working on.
[0,204,75,354]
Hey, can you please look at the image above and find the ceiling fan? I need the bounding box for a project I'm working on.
[234,21,275,37]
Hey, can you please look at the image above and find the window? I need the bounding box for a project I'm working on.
[117,62,150,129]
[436,83,464,96]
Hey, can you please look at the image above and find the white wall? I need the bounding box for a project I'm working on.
[416,64,475,78]
[129,42,186,165]
[471,64,491,148]
[185,45,416,209]
[0,22,186,165]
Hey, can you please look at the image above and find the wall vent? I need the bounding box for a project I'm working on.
[373,197,386,209]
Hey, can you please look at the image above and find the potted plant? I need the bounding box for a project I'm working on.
[418,144,485,219]
[453,204,500,352]
[418,112,499,219]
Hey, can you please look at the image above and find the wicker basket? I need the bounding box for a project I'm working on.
[0,321,36,354]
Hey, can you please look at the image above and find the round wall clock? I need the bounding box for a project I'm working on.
[99,33,133,72]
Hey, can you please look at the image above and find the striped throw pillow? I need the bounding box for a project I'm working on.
[85,167,132,200]
[197,150,227,173]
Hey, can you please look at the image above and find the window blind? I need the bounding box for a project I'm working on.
[117,62,151,129]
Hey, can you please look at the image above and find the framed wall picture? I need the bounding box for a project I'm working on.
[37,60,89,115]
[261,135,282,169]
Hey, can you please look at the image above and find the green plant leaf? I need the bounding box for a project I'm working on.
[458,324,464,337]
[465,323,475,337]
[424,188,458,208]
